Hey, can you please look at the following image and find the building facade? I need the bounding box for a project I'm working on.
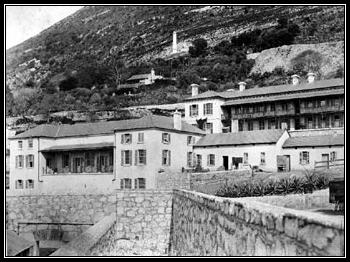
[8,114,204,193]
[184,76,344,134]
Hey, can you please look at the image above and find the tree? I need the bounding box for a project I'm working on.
[291,50,323,77]
[176,70,201,89]
[59,76,79,91]
[189,38,208,57]
[12,88,41,117]
[5,85,15,116]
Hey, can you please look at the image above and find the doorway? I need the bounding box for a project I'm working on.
[223,156,229,170]
[232,157,243,170]
[322,154,329,169]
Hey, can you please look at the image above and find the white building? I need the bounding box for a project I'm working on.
[8,114,204,194]
[193,129,344,172]
[183,84,226,134]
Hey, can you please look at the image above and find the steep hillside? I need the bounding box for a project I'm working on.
[249,41,344,78]
[5,5,344,118]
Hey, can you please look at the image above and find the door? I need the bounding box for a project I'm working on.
[73,157,84,173]
[232,157,243,169]
[223,156,229,170]
[322,154,329,169]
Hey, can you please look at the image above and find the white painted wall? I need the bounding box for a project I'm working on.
[193,131,290,172]
[115,129,202,189]
[183,98,225,133]
[282,146,344,171]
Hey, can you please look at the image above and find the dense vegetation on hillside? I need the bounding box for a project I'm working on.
[5,5,344,117]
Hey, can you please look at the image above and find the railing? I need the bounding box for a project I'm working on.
[314,159,344,169]
[232,109,295,119]
[300,105,344,115]
[17,221,94,235]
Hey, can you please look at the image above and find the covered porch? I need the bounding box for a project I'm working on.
[40,142,114,175]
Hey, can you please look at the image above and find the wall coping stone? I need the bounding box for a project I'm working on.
[50,213,116,256]
[173,189,344,231]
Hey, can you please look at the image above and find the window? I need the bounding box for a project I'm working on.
[63,154,70,168]
[187,152,193,167]
[138,133,144,143]
[259,120,265,130]
[134,178,146,189]
[187,136,196,145]
[196,154,202,167]
[281,103,288,111]
[15,180,23,189]
[259,105,265,113]
[135,149,147,165]
[28,139,33,149]
[16,155,24,168]
[203,103,213,115]
[243,153,248,164]
[190,104,198,116]
[238,121,243,132]
[120,178,132,189]
[260,152,266,165]
[162,133,170,144]
[207,154,215,166]
[330,151,337,162]
[299,151,310,165]
[248,121,253,131]
[121,150,132,166]
[162,150,171,166]
[26,179,34,189]
[204,123,213,134]
[18,141,23,150]
[121,134,132,144]
[26,155,34,168]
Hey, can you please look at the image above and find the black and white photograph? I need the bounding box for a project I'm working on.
[4,4,345,257]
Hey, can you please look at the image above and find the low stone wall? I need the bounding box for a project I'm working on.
[170,189,344,256]
[246,189,334,210]
[190,170,252,195]
[6,193,116,241]
[51,214,116,256]
[155,170,191,190]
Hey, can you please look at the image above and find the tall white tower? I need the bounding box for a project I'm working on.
[172,31,177,54]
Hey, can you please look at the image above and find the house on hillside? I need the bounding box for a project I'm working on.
[117,69,163,93]
[183,75,344,134]
[8,113,204,193]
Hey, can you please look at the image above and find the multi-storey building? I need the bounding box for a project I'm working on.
[184,75,344,133]
[8,114,204,193]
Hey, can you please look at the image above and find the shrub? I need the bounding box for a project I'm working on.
[216,170,329,198]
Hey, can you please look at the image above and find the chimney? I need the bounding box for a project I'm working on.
[291,74,300,85]
[173,110,182,130]
[172,31,177,54]
[191,84,199,96]
[238,82,246,92]
[307,72,315,83]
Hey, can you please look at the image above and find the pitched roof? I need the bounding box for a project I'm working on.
[223,88,344,106]
[127,74,150,81]
[7,231,34,256]
[282,134,344,148]
[194,129,286,147]
[11,115,205,140]
[185,78,344,101]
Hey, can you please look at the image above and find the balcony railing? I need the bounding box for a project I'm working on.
[300,105,344,115]
[232,109,295,119]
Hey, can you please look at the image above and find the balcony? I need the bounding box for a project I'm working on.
[232,109,296,120]
[300,105,344,115]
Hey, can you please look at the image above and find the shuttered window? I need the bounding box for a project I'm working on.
[26,155,34,168]
[134,178,146,189]
[121,150,132,166]
[120,178,132,189]
[162,150,171,166]
[16,155,24,168]
[15,180,23,189]
[207,154,215,166]
[162,133,171,144]
[187,152,193,167]
[135,150,146,165]
[121,134,132,144]
[26,179,34,189]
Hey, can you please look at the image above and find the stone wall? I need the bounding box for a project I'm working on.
[6,194,116,241]
[170,189,344,256]
[155,170,191,190]
[246,189,334,210]
[190,170,252,195]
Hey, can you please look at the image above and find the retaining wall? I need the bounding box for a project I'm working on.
[170,189,344,256]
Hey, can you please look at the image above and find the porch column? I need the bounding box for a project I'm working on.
[231,119,239,133]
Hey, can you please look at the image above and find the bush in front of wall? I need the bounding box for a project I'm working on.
[215,170,329,198]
